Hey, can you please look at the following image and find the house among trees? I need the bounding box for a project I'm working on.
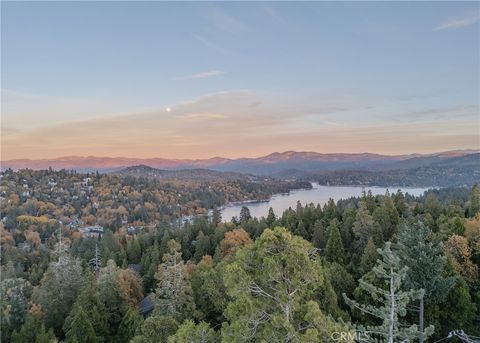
[77,225,104,238]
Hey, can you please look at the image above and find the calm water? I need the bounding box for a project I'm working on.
[221,183,431,220]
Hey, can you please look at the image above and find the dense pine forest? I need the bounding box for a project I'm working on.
[1,169,479,342]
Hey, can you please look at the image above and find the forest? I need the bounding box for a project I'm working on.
[1,168,479,342]
[0,168,309,232]
[314,165,479,188]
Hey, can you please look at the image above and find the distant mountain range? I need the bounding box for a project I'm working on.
[2,150,478,176]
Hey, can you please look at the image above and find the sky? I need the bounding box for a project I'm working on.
[1,1,479,160]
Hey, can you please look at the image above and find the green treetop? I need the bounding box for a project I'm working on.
[222,227,351,342]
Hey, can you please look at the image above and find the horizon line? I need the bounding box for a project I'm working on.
[2,148,479,163]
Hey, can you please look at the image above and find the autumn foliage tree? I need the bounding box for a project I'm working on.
[219,228,252,259]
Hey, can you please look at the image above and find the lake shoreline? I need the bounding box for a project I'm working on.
[221,183,433,220]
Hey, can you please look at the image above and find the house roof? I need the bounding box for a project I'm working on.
[128,264,141,273]
[138,295,155,316]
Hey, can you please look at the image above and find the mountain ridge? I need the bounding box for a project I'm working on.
[1,149,478,174]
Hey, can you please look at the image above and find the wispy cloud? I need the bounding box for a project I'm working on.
[191,33,234,56]
[177,112,227,121]
[209,9,252,34]
[174,70,225,81]
[398,105,478,122]
[2,90,363,159]
[434,13,480,31]
[3,90,476,159]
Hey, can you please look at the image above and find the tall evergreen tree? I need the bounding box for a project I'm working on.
[97,260,129,341]
[11,314,56,343]
[117,308,143,343]
[311,220,328,249]
[65,284,108,339]
[393,190,408,218]
[211,207,222,227]
[469,184,480,217]
[359,238,378,276]
[63,305,98,343]
[373,191,400,241]
[154,240,196,322]
[193,230,211,262]
[395,223,456,343]
[325,219,345,264]
[127,237,142,264]
[322,199,337,223]
[140,241,161,292]
[239,206,252,224]
[266,207,276,228]
[353,200,381,254]
[343,242,433,343]
[35,243,85,336]
[0,278,29,341]
[294,219,308,239]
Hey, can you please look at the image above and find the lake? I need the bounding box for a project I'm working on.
[221,183,431,220]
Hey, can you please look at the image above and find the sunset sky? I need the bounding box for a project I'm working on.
[2,1,479,160]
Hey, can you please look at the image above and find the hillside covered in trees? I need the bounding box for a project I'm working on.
[1,166,479,342]
[0,168,309,234]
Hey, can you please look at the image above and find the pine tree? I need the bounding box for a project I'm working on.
[0,278,29,341]
[211,207,222,227]
[469,184,480,217]
[63,305,98,343]
[140,241,160,292]
[97,260,129,340]
[294,219,308,239]
[437,277,477,337]
[353,200,381,253]
[325,219,345,264]
[127,237,142,264]
[154,240,196,322]
[159,230,171,258]
[190,260,229,327]
[239,206,251,224]
[343,242,433,343]
[363,189,376,213]
[36,243,85,336]
[359,238,378,275]
[373,192,400,241]
[12,314,56,343]
[312,220,328,249]
[395,223,456,343]
[117,308,143,343]
[322,198,337,223]
[266,207,276,228]
[65,284,108,339]
[425,193,442,220]
[296,200,304,217]
[193,230,211,262]
[393,190,408,217]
